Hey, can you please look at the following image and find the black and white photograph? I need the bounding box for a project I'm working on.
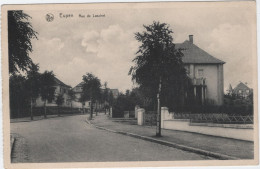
[1,1,258,168]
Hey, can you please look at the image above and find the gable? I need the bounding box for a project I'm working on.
[233,82,251,92]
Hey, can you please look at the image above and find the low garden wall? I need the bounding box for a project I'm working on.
[161,107,254,141]
[162,119,253,141]
[135,107,253,141]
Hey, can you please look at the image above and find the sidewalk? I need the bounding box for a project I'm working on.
[90,113,254,159]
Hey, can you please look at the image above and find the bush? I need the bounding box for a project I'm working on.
[112,105,124,118]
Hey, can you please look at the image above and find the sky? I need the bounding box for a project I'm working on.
[25,2,256,93]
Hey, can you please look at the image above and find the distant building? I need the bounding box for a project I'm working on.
[108,88,119,99]
[233,82,253,98]
[72,81,120,109]
[176,35,225,105]
[71,82,90,109]
[35,77,71,107]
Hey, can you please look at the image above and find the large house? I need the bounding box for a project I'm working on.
[35,77,71,107]
[176,35,225,105]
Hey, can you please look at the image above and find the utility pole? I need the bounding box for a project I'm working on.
[156,77,162,137]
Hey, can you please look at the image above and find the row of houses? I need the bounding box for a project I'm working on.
[35,78,119,109]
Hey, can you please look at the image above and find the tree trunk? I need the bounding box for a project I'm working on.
[30,98,33,120]
[90,100,93,119]
[82,103,85,114]
[71,101,73,112]
[95,101,98,116]
[44,100,47,118]
[156,77,162,137]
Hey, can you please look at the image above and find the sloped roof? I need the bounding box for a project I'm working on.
[74,82,84,88]
[54,77,71,88]
[233,82,251,92]
[72,82,84,93]
[175,40,225,64]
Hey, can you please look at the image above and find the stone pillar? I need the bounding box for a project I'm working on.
[110,107,113,118]
[124,111,129,118]
[137,108,145,125]
[161,107,172,128]
[135,105,140,119]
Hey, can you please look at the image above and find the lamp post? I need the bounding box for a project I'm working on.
[156,77,162,137]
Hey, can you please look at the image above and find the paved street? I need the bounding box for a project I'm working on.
[11,114,209,162]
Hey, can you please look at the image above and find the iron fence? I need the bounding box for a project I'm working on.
[173,112,192,119]
[190,114,253,124]
[174,112,253,124]
[145,111,157,126]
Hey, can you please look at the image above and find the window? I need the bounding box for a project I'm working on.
[246,89,250,93]
[239,90,242,94]
[198,69,204,77]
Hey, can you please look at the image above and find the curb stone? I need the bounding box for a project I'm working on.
[85,118,240,160]
[10,136,16,158]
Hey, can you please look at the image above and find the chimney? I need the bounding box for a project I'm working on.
[189,35,193,44]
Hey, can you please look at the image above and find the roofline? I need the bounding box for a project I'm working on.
[177,40,225,64]
[54,77,71,88]
[183,62,225,65]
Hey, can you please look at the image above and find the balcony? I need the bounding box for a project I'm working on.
[192,78,206,86]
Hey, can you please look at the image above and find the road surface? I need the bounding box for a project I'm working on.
[11,114,210,162]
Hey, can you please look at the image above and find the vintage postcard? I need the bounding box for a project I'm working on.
[1,1,258,168]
